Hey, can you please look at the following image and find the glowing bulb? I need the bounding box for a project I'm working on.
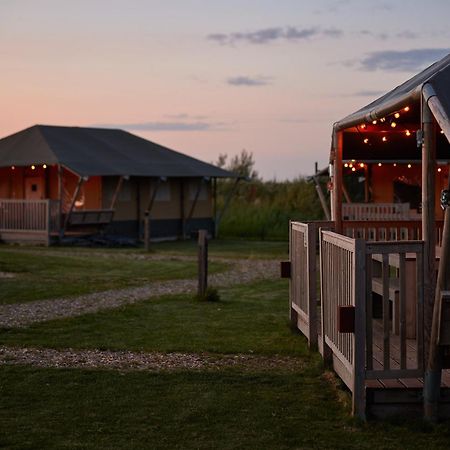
[372,120,377,125]
[360,123,366,129]
[441,130,444,134]
[351,159,356,162]
[363,138,369,144]
[349,163,353,168]
[393,163,397,167]
[404,106,410,112]
[382,136,387,142]
[344,163,348,167]
[391,121,397,128]
[380,117,386,123]
[359,163,365,168]
[394,112,400,119]
[43,164,47,169]
[351,167,356,172]
[405,130,411,136]
[407,164,412,168]
[11,166,15,170]
[378,163,382,167]
[31,165,35,170]
[438,167,442,172]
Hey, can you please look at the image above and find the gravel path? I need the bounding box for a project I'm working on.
[0,346,303,372]
[0,258,279,328]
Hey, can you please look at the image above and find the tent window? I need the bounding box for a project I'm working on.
[188,180,208,201]
[155,181,170,202]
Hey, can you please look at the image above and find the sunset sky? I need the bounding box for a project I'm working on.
[1,0,450,179]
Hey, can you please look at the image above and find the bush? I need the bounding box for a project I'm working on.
[196,287,221,302]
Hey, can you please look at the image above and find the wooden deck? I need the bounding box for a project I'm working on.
[288,220,450,420]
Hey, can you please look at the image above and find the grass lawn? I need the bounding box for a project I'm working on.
[1,242,450,448]
[0,247,228,304]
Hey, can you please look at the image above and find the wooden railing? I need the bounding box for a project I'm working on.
[319,230,425,418]
[342,203,410,221]
[289,221,334,348]
[343,220,444,246]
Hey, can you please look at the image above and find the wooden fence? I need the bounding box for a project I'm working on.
[289,221,334,348]
[0,199,59,244]
[342,203,410,221]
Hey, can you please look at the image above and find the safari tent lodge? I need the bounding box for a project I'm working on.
[0,125,237,244]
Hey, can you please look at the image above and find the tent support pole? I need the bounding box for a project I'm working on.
[57,165,63,241]
[312,175,330,220]
[110,176,125,210]
[180,179,186,239]
[144,178,162,250]
[62,176,85,238]
[332,129,343,233]
[186,178,204,223]
[213,178,217,238]
[422,88,445,421]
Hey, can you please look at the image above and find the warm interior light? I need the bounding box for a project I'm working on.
[441,130,444,134]
[372,120,377,125]
[394,112,400,119]
[438,167,442,172]
[359,163,365,168]
[378,163,382,167]
[349,163,353,168]
[404,106,410,112]
[393,163,397,167]
[382,136,387,142]
[405,130,411,136]
[380,117,386,122]
[351,167,356,172]
[43,164,47,169]
[407,164,412,168]
[344,163,348,167]
[390,121,397,128]
[31,165,35,170]
[363,138,369,144]
[11,166,15,170]
[360,123,366,129]
[351,159,356,162]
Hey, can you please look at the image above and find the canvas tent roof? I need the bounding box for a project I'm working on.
[0,125,238,178]
[335,53,450,139]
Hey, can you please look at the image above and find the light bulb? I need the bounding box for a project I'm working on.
[344,163,348,167]
[382,136,387,142]
[363,138,369,144]
[378,163,382,167]
[438,167,442,172]
[405,130,411,136]
[360,124,366,129]
[393,163,397,167]
[391,121,397,128]
[407,164,412,168]
[359,163,365,168]
[372,120,377,125]
[394,112,400,119]
[351,167,356,172]
[31,165,35,170]
[404,106,410,112]
[43,164,47,169]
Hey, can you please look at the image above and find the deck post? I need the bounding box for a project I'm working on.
[421,93,440,420]
[353,238,367,420]
[332,128,343,233]
[57,165,63,241]
[288,220,298,327]
[62,176,86,238]
[307,223,318,349]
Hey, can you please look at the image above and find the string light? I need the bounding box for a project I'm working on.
[405,130,411,136]
[363,138,369,144]
[380,117,386,123]
[382,136,387,142]
[31,165,35,170]
[378,163,382,167]
[441,130,444,134]
[407,164,412,168]
[404,106,410,112]
[390,121,397,128]
[438,167,442,172]
[349,163,353,168]
[360,123,366,129]
[394,112,400,119]
[43,164,47,169]
[359,163,365,168]
[11,166,15,170]
[344,163,349,167]
[393,163,397,167]
[351,167,356,172]
[372,120,377,125]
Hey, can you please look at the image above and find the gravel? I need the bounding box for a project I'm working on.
[0,258,279,328]
[0,346,303,372]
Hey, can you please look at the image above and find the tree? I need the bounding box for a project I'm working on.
[216,149,259,180]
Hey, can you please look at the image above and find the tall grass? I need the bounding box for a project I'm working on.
[217,178,325,240]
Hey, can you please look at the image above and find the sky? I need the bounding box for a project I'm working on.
[1,0,450,179]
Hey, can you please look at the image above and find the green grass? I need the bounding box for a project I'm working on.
[1,366,450,450]
[0,248,228,304]
[0,280,304,356]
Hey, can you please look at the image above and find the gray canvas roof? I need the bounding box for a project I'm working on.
[335,53,450,132]
[0,125,238,178]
